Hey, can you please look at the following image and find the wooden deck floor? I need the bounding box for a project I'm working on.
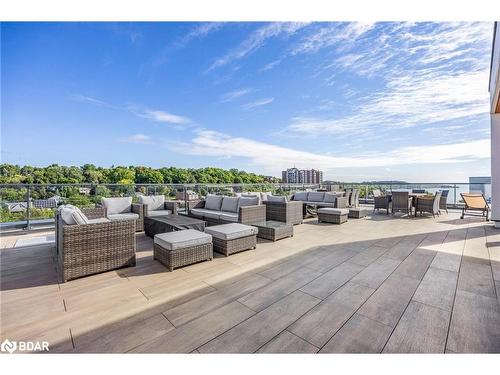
[1,210,499,353]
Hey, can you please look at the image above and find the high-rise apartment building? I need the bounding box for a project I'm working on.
[281,168,323,184]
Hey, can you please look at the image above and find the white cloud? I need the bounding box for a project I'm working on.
[178,22,223,47]
[207,22,308,72]
[260,59,282,72]
[132,109,192,125]
[169,130,490,175]
[118,134,152,144]
[220,88,253,102]
[241,97,274,110]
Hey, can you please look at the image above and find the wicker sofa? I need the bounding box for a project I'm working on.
[100,197,144,232]
[189,194,266,226]
[56,206,136,282]
[290,191,348,217]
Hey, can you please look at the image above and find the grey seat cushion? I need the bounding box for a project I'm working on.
[323,193,338,203]
[308,192,325,202]
[87,217,111,224]
[139,195,165,211]
[101,197,132,215]
[316,202,335,207]
[205,223,258,240]
[221,197,240,213]
[190,208,207,218]
[107,213,140,221]
[219,211,239,222]
[317,208,349,215]
[293,192,308,201]
[205,195,223,211]
[154,229,212,251]
[146,209,172,217]
[266,195,287,203]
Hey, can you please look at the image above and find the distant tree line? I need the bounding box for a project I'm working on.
[0,164,281,185]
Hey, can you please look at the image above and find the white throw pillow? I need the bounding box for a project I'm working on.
[101,197,132,215]
[139,195,165,211]
[72,210,89,225]
[60,207,77,225]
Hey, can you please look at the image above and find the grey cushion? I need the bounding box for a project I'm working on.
[101,197,132,215]
[293,192,308,201]
[107,213,140,221]
[221,197,240,213]
[205,223,258,240]
[190,208,208,218]
[308,192,325,202]
[87,217,111,224]
[219,211,239,222]
[238,196,259,208]
[72,210,89,225]
[317,208,349,215]
[266,195,287,203]
[323,193,338,203]
[139,195,165,211]
[146,209,172,217]
[154,229,212,251]
[315,202,335,207]
[202,210,221,220]
[60,207,78,225]
[205,194,223,211]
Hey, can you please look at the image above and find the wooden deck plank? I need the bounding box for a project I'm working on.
[288,282,375,348]
[447,290,500,353]
[412,267,458,311]
[457,260,497,299]
[299,262,364,300]
[198,291,320,353]
[348,245,390,267]
[349,257,401,289]
[131,301,255,353]
[383,301,450,353]
[357,273,420,327]
[238,267,322,312]
[256,330,319,353]
[394,248,436,280]
[164,274,270,326]
[320,314,392,353]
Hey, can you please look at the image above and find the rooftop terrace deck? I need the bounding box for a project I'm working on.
[1,209,499,353]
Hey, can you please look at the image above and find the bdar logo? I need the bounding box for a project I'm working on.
[1,339,17,354]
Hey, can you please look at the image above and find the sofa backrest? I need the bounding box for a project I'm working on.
[238,195,259,208]
[101,197,133,215]
[266,195,287,203]
[139,195,165,211]
[308,192,325,202]
[293,191,308,201]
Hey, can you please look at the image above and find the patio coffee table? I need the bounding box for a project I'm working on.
[144,215,206,238]
[253,220,293,241]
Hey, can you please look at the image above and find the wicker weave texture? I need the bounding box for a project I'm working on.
[256,224,293,241]
[154,242,213,271]
[212,234,257,256]
[317,212,348,224]
[264,201,303,225]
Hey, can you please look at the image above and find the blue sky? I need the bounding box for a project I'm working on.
[1,22,493,182]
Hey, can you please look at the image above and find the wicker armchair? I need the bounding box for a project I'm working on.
[391,191,412,216]
[373,189,390,214]
[56,208,136,282]
[143,200,179,217]
[100,197,144,232]
[415,192,441,218]
[263,200,303,225]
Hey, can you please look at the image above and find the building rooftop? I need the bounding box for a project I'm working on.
[1,208,499,353]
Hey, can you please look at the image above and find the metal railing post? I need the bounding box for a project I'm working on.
[26,185,31,231]
[453,184,457,208]
[184,185,188,215]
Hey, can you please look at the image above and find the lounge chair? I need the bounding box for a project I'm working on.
[391,191,412,216]
[415,192,441,218]
[460,193,490,220]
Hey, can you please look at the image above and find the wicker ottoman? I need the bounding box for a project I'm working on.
[205,223,258,256]
[317,208,349,224]
[348,208,368,219]
[154,229,213,271]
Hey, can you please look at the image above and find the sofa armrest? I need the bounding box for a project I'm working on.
[190,200,206,211]
[81,207,106,220]
[239,204,266,225]
[164,200,179,215]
